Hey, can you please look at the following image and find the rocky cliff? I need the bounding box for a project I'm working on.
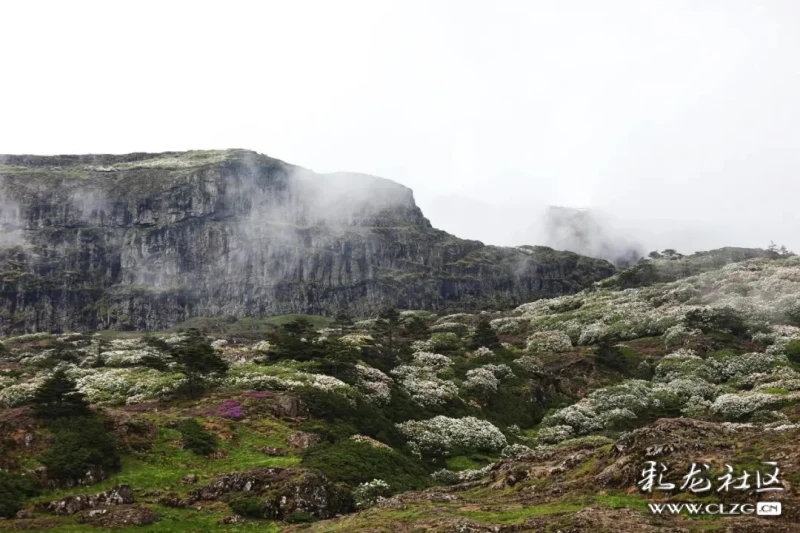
[0,150,615,333]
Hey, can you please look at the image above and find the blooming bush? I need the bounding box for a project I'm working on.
[717,352,788,381]
[535,424,574,444]
[353,479,392,509]
[0,378,45,407]
[489,317,528,334]
[472,346,494,358]
[412,351,453,372]
[72,367,187,405]
[463,364,515,394]
[430,464,493,484]
[339,333,374,349]
[543,380,663,436]
[390,365,458,407]
[353,364,393,404]
[501,443,533,458]
[654,349,720,383]
[429,322,472,335]
[525,330,572,353]
[396,416,507,457]
[710,392,788,421]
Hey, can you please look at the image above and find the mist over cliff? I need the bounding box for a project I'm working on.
[0,150,615,334]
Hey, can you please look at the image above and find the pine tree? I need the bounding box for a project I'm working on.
[333,312,353,336]
[374,307,401,357]
[471,317,500,349]
[31,368,91,419]
[170,329,229,397]
[404,316,430,341]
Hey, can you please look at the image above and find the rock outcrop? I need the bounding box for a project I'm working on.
[0,150,615,333]
[167,467,353,520]
[45,485,135,515]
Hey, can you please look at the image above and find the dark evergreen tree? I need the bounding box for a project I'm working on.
[471,317,500,349]
[31,368,91,419]
[268,318,324,362]
[170,328,229,397]
[403,316,430,341]
[374,308,401,357]
[333,312,353,336]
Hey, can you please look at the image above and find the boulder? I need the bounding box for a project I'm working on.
[287,431,322,450]
[270,393,308,419]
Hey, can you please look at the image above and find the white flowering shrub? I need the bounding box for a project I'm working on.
[662,324,700,347]
[710,392,788,421]
[352,479,392,509]
[72,367,187,406]
[717,352,788,381]
[652,377,718,404]
[396,416,507,456]
[429,322,471,335]
[578,322,610,345]
[681,396,713,419]
[535,424,575,444]
[435,313,476,324]
[472,346,494,358]
[225,364,352,395]
[654,349,720,383]
[489,317,527,334]
[463,364,514,394]
[339,333,374,348]
[390,365,458,407]
[410,339,435,352]
[400,310,435,321]
[501,443,533,458]
[353,364,393,404]
[412,351,454,372]
[252,340,272,353]
[0,378,45,407]
[543,380,663,436]
[515,355,543,372]
[353,318,378,331]
[525,330,573,353]
[431,464,493,484]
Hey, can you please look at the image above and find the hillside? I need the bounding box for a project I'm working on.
[0,150,614,334]
[0,248,798,531]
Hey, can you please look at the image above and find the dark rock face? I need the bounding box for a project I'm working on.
[0,150,615,334]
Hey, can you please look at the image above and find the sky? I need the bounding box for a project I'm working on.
[1,0,799,255]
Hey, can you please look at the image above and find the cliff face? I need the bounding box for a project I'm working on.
[0,150,615,333]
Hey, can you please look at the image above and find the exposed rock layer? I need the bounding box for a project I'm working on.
[0,150,615,333]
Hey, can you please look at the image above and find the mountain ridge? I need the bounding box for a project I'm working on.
[0,149,615,334]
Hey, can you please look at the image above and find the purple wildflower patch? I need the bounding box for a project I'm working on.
[216,399,245,420]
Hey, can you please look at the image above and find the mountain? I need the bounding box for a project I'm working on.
[0,249,798,531]
[0,150,614,334]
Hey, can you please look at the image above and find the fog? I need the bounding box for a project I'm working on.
[1,1,799,256]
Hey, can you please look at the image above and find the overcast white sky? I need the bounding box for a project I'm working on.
[1,1,799,254]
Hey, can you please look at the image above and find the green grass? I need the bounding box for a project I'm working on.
[30,419,299,504]
[445,455,488,471]
[460,502,584,523]
[0,505,284,532]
